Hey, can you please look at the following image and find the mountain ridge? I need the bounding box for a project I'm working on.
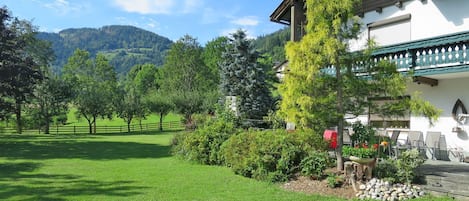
[37,25,173,75]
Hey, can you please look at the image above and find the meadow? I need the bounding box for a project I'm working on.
[0,132,345,201]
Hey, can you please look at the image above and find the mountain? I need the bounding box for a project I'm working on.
[37,25,173,75]
[253,27,290,64]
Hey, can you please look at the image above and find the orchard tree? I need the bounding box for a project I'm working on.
[220,30,273,121]
[158,35,217,126]
[279,0,440,170]
[202,36,229,88]
[31,71,72,134]
[62,50,117,134]
[144,91,174,131]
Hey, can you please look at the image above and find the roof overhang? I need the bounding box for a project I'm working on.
[270,0,413,25]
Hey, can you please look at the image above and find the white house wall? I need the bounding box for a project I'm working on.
[407,77,469,160]
[350,0,469,51]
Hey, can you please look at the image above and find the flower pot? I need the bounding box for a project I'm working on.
[349,156,375,164]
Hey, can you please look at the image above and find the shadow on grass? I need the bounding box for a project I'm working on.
[0,140,172,160]
[0,162,147,200]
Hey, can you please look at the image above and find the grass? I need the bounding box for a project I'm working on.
[66,107,181,126]
[0,132,345,201]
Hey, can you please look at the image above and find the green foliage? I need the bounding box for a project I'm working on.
[36,25,173,74]
[373,158,398,183]
[351,122,378,145]
[171,108,240,165]
[326,173,343,188]
[0,7,46,133]
[62,49,117,134]
[29,71,72,134]
[221,129,327,182]
[159,35,218,125]
[300,151,330,178]
[373,149,425,184]
[396,149,425,184]
[220,30,273,120]
[342,146,376,158]
[253,27,290,64]
[202,36,229,88]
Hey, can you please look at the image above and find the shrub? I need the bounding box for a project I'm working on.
[171,109,240,165]
[326,173,343,188]
[300,151,329,178]
[373,149,425,184]
[373,158,398,183]
[396,149,425,184]
[221,129,327,182]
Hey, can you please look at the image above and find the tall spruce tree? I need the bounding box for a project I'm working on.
[220,30,273,121]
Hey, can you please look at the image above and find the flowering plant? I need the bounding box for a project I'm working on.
[342,144,377,158]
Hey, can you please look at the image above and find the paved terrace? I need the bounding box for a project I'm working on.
[418,160,469,200]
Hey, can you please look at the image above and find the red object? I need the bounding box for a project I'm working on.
[372,144,379,149]
[323,130,337,149]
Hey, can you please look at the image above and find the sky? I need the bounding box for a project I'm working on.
[2,0,287,45]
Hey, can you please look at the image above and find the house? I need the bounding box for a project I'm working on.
[270,0,469,162]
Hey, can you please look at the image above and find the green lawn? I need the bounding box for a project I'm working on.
[0,132,344,201]
[66,107,181,126]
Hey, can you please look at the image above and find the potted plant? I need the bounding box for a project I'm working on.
[343,145,377,164]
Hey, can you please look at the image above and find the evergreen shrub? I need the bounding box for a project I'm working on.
[171,109,240,165]
[221,129,327,182]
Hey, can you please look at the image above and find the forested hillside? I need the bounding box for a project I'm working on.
[37,25,173,74]
[253,27,290,64]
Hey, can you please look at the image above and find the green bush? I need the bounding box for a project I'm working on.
[373,149,425,184]
[221,129,327,182]
[171,110,240,165]
[300,151,329,178]
[326,173,343,188]
[373,158,398,183]
[396,149,425,184]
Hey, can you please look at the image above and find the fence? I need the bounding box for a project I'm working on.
[0,121,184,135]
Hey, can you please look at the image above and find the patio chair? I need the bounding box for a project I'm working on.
[343,128,352,146]
[425,131,441,160]
[389,130,402,157]
[407,131,425,154]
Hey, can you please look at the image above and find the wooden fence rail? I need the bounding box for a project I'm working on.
[0,121,184,135]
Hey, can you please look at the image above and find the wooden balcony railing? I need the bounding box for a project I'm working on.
[322,31,469,77]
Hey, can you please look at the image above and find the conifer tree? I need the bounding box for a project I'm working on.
[220,30,273,121]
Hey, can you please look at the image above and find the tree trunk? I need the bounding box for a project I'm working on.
[335,60,345,171]
[159,113,163,131]
[15,101,22,134]
[127,122,131,133]
[93,116,97,134]
[44,115,50,134]
[87,119,92,134]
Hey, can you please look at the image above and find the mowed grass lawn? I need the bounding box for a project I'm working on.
[0,132,344,201]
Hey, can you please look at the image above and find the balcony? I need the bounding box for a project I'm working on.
[322,31,469,83]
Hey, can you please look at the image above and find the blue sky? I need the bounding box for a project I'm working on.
[2,0,286,44]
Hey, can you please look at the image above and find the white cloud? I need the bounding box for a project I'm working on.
[182,0,202,14]
[230,16,259,26]
[113,0,174,15]
[220,28,255,40]
[113,0,204,15]
[43,0,84,15]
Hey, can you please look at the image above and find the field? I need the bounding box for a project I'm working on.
[1,109,182,135]
[0,132,344,201]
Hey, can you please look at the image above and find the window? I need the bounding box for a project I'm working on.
[368,14,411,46]
[368,96,410,129]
